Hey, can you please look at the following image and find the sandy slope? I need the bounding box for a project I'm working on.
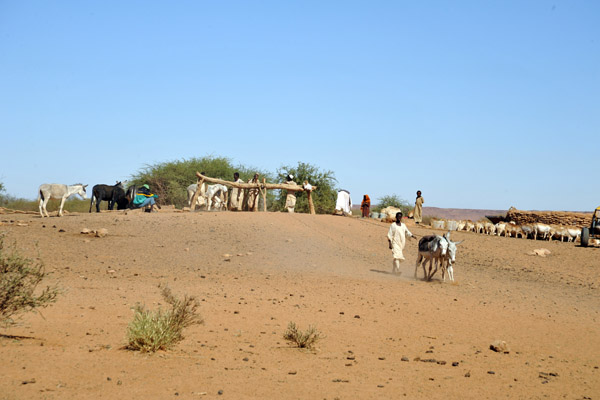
[0,209,598,399]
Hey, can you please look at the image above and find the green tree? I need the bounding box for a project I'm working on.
[374,194,412,215]
[272,162,337,214]
[130,156,271,208]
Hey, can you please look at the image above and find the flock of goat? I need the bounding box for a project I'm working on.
[433,219,582,243]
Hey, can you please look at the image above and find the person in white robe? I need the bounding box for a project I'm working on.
[283,174,298,213]
[334,190,352,215]
[387,211,416,274]
[229,172,243,211]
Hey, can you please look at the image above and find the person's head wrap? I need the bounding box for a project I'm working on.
[143,184,150,190]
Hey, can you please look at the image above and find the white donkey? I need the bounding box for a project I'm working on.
[436,232,464,282]
[38,183,88,217]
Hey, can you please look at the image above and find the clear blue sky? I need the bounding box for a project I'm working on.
[1,1,598,211]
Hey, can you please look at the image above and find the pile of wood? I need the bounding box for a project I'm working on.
[506,207,592,228]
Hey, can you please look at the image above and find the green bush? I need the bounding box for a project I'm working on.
[272,162,337,214]
[125,285,203,353]
[373,194,412,215]
[283,321,322,350]
[0,236,59,327]
[129,156,272,208]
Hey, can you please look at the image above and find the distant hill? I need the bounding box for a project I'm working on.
[422,207,506,221]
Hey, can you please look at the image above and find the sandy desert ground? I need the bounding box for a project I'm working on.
[0,208,598,399]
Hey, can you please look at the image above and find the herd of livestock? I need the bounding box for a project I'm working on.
[37,182,139,217]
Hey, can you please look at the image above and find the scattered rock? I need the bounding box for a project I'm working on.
[81,228,92,234]
[58,229,66,233]
[217,390,223,395]
[452,362,459,367]
[378,357,386,360]
[488,371,495,375]
[184,248,189,252]
[95,228,108,238]
[401,356,409,362]
[288,371,297,375]
[528,248,551,257]
[354,315,360,319]
[490,340,510,353]
[464,372,471,378]
[21,378,36,385]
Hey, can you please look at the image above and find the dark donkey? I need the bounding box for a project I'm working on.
[89,181,128,212]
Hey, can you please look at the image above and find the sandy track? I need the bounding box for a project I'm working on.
[1,210,598,399]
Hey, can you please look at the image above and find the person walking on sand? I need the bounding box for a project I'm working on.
[414,190,424,224]
[360,195,371,218]
[387,211,417,274]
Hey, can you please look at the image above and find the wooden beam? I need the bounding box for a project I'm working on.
[195,172,307,192]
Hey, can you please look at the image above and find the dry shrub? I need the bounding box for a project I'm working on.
[283,321,322,350]
[0,235,59,327]
[125,285,203,352]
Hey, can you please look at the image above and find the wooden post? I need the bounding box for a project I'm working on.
[189,178,204,211]
[262,178,267,212]
[305,185,318,215]
[307,190,315,215]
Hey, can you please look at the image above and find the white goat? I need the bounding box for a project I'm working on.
[38,183,88,217]
[566,228,581,243]
[520,224,534,239]
[533,223,552,240]
[441,233,463,282]
[484,222,496,235]
[206,184,229,211]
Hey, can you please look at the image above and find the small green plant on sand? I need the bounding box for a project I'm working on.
[0,235,59,328]
[283,321,322,350]
[125,285,203,352]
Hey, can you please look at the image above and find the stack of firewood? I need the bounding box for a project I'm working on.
[506,208,592,228]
